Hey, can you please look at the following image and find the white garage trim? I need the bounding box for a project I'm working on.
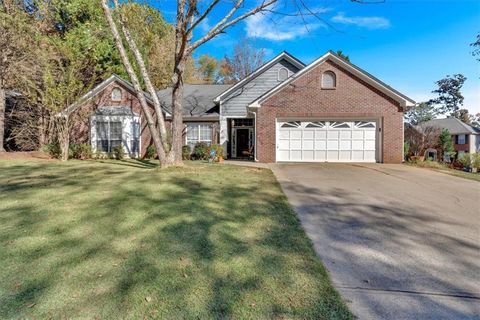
[276,119,380,163]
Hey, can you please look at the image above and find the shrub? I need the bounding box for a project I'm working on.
[145,145,156,159]
[192,142,209,160]
[112,145,125,160]
[472,153,480,169]
[182,145,191,160]
[69,143,93,160]
[208,144,224,162]
[458,153,473,170]
[42,142,61,159]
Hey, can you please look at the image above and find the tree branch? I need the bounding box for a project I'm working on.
[186,0,220,35]
[189,0,277,52]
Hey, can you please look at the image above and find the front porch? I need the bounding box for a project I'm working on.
[226,118,255,160]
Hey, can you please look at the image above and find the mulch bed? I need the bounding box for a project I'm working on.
[0,151,54,160]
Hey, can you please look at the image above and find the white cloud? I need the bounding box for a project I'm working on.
[199,17,211,33]
[245,12,326,41]
[331,12,390,30]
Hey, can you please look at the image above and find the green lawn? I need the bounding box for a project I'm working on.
[406,161,480,182]
[0,159,352,319]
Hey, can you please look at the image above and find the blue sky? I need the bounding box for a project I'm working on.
[149,0,480,114]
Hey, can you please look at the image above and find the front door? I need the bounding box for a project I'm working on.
[236,128,250,158]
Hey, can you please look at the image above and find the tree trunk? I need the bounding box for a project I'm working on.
[0,86,5,152]
[57,116,69,161]
[101,0,167,166]
[171,57,186,165]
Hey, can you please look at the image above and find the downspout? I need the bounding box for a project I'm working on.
[251,110,258,162]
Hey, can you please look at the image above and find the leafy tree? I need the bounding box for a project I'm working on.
[471,32,480,61]
[404,125,440,157]
[196,54,218,83]
[429,74,466,116]
[438,129,455,162]
[451,109,474,124]
[336,50,350,62]
[404,102,437,125]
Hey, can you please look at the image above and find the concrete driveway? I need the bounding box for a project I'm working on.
[270,163,480,320]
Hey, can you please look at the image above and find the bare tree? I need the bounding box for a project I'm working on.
[102,0,285,167]
[219,38,265,83]
[405,125,440,157]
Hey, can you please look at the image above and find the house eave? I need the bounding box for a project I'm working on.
[213,51,306,103]
[249,51,415,110]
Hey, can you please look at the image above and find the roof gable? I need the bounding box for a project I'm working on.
[65,74,170,116]
[421,118,480,135]
[249,51,415,109]
[214,51,305,102]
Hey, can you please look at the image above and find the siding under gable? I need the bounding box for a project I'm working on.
[221,59,300,117]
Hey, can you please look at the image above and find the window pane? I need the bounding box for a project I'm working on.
[97,140,109,152]
[96,122,108,140]
[132,121,140,139]
[200,125,212,141]
[458,134,465,144]
[110,122,122,140]
[322,72,336,88]
[187,124,199,140]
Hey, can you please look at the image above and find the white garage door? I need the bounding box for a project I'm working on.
[277,121,377,162]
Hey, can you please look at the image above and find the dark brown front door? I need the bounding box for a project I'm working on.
[236,128,250,157]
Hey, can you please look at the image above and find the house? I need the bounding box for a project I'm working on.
[421,118,480,159]
[67,50,415,163]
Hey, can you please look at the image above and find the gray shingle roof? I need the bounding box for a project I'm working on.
[157,84,231,118]
[421,118,480,135]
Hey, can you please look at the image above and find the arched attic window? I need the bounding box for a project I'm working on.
[322,71,336,89]
[278,67,289,81]
[111,87,122,101]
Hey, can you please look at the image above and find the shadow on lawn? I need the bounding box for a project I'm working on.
[0,161,349,319]
[279,180,480,319]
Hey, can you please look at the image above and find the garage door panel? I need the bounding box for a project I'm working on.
[365,131,376,140]
[365,150,376,160]
[315,131,327,139]
[328,131,340,139]
[340,140,351,150]
[315,151,327,160]
[290,139,302,150]
[303,140,314,149]
[290,131,302,139]
[327,150,339,160]
[279,139,290,149]
[279,131,290,139]
[291,150,302,161]
[303,150,314,160]
[339,151,351,161]
[364,140,376,150]
[340,131,352,139]
[314,140,326,150]
[277,120,377,162]
[303,130,314,139]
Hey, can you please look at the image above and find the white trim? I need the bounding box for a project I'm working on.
[213,52,305,102]
[249,51,415,109]
[275,118,381,163]
[91,113,141,158]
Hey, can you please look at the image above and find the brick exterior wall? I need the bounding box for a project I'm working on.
[70,81,157,157]
[70,80,219,157]
[255,60,405,163]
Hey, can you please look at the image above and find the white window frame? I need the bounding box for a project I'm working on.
[458,134,466,145]
[186,123,213,149]
[322,71,336,89]
[111,87,122,101]
[277,67,289,81]
[90,114,141,157]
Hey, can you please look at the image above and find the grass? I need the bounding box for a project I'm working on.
[406,160,480,182]
[0,159,352,319]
